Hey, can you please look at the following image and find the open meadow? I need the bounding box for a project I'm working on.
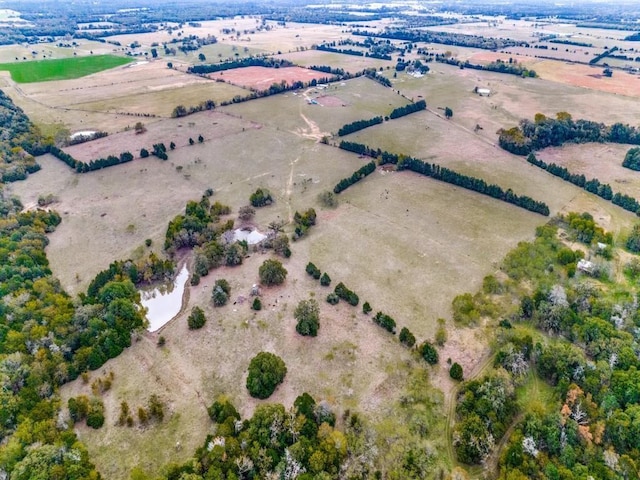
[0,54,133,82]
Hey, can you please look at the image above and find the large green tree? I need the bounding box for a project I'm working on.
[246,352,287,399]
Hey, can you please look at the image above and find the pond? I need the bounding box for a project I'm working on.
[140,264,189,332]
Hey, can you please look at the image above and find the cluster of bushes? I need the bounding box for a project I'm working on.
[334,282,359,306]
[293,207,316,239]
[499,111,640,155]
[249,187,273,207]
[333,161,376,194]
[187,56,293,74]
[388,99,427,119]
[435,55,537,77]
[68,396,105,429]
[337,116,383,136]
[212,278,231,307]
[306,262,332,286]
[527,152,640,215]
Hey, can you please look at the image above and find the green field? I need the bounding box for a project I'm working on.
[0,54,133,83]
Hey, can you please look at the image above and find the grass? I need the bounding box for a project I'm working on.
[0,54,133,83]
[516,370,556,414]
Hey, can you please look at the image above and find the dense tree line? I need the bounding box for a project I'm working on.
[171,99,216,118]
[337,116,383,136]
[0,89,49,183]
[353,28,527,50]
[589,46,617,64]
[48,145,136,172]
[435,55,537,77]
[338,140,382,158]
[316,43,364,57]
[187,56,293,74]
[388,99,427,119]
[333,161,376,194]
[527,152,640,215]
[0,189,152,478]
[499,111,640,155]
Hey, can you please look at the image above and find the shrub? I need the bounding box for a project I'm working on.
[373,311,396,334]
[246,352,287,399]
[295,299,320,337]
[320,272,331,286]
[326,293,339,305]
[399,327,416,347]
[250,188,273,207]
[212,286,229,307]
[420,341,439,365]
[450,362,464,380]
[140,148,149,158]
[306,262,321,279]
[145,238,152,247]
[187,306,206,329]
[318,190,338,208]
[362,302,372,314]
[252,297,262,311]
[157,336,166,347]
[190,273,200,286]
[86,400,105,429]
[238,205,255,221]
[259,259,287,286]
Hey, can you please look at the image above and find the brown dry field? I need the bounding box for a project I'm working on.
[62,110,254,162]
[534,60,640,97]
[208,65,329,89]
[503,45,600,63]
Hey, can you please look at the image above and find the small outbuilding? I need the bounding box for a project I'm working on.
[476,88,491,97]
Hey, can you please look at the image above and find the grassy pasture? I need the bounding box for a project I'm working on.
[275,49,394,72]
[0,40,116,63]
[69,81,249,117]
[0,54,133,82]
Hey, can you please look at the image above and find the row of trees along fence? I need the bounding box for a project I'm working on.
[336,141,549,216]
[527,152,640,215]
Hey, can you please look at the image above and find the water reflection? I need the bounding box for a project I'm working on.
[141,264,189,332]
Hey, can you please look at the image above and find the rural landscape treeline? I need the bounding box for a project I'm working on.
[3,0,640,479]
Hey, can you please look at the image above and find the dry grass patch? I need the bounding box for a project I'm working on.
[209,65,330,89]
[275,49,393,72]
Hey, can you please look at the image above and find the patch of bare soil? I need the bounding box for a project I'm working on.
[316,95,347,107]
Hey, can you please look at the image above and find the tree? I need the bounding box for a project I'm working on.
[169,141,176,150]
[444,107,453,119]
[326,293,339,305]
[246,352,287,399]
[420,341,439,365]
[295,299,320,337]
[172,105,188,118]
[134,122,146,134]
[187,306,206,329]
[198,134,204,143]
[273,234,291,258]
[167,62,173,68]
[320,272,331,286]
[198,53,206,61]
[250,188,273,207]
[151,48,158,58]
[140,148,149,158]
[212,279,230,307]
[318,190,338,208]
[259,259,287,286]
[189,137,194,145]
[450,362,464,380]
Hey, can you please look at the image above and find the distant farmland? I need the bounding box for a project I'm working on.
[0,54,133,82]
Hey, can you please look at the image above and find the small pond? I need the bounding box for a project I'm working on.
[140,264,189,332]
